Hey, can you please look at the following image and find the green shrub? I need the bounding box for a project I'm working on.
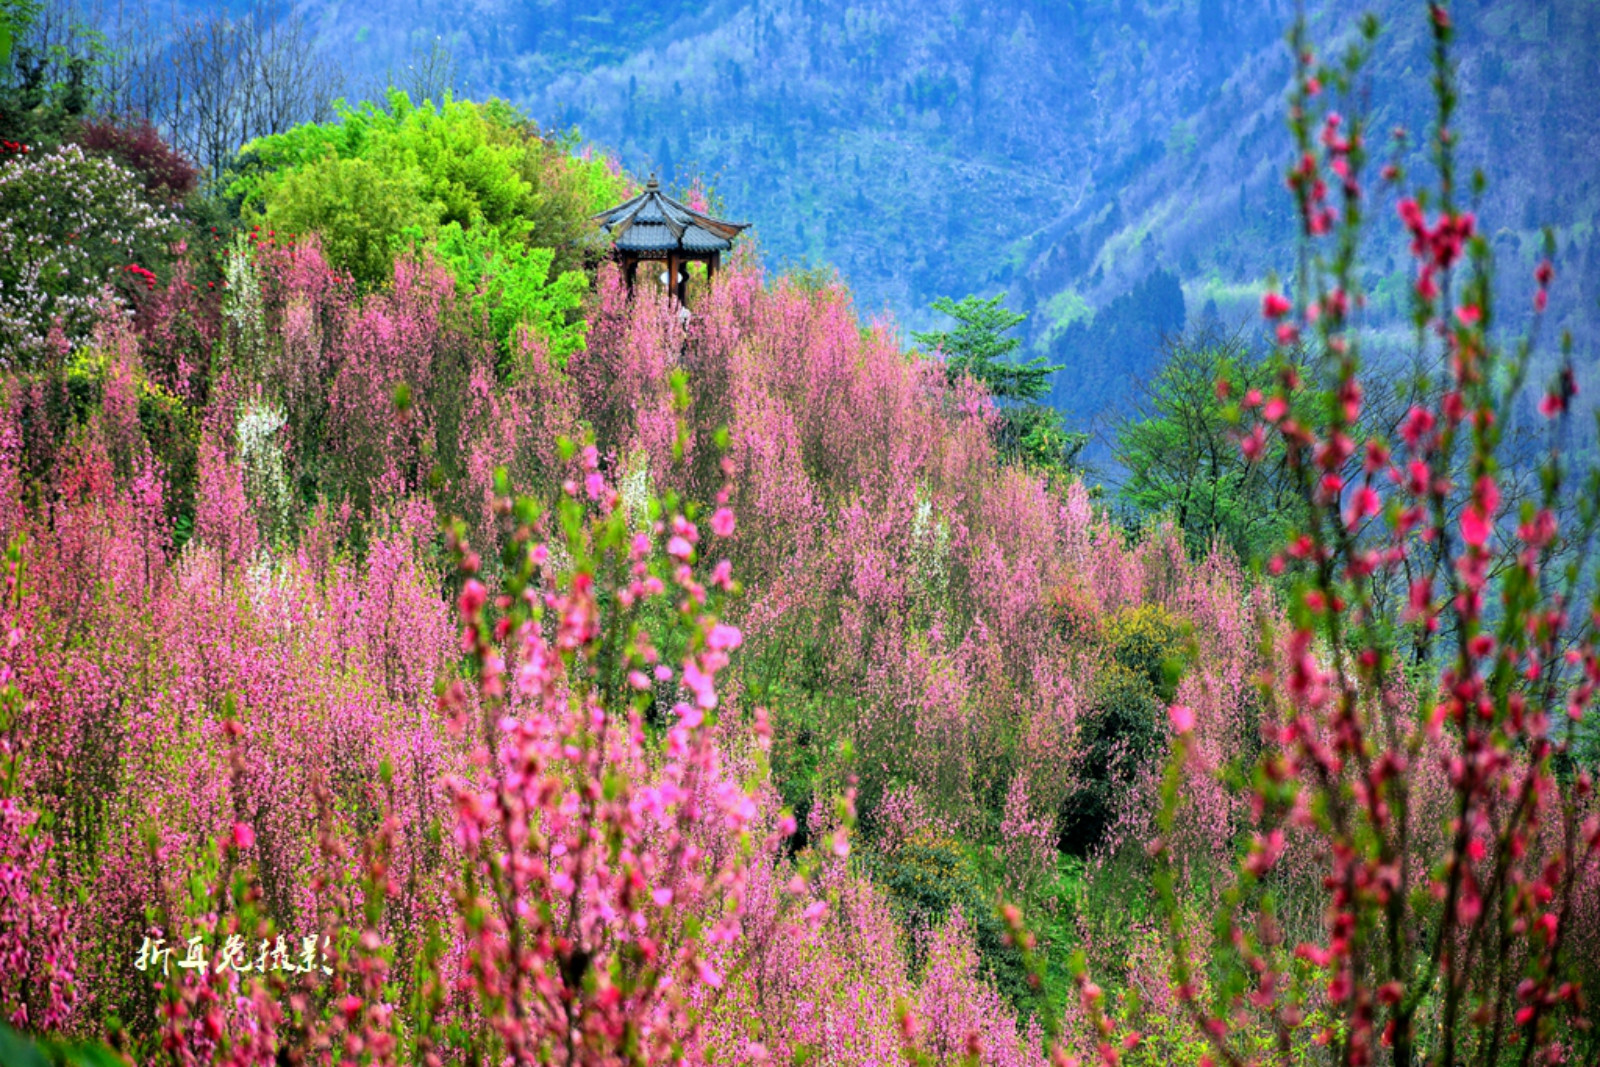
[259,153,434,290]
[864,829,1031,1006]
[231,93,626,360]
[1057,663,1167,855]
[0,1020,123,1067]
[1104,603,1187,702]
[434,221,588,368]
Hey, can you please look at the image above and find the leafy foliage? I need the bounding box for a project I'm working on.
[433,220,588,367]
[914,293,1083,471]
[914,294,1057,402]
[233,93,623,269]
[1104,603,1187,703]
[865,830,1032,1007]
[0,1022,122,1067]
[1057,662,1167,857]
[1115,330,1301,561]
[231,92,626,358]
[254,151,430,288]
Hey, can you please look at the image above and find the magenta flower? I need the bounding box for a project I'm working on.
[458,578,487,618]
[1261,291,1293,319]
[1168,704,1196,734]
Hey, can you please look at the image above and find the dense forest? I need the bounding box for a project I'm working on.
[0,1,1598,1065]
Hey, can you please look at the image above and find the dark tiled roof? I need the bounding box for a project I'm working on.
[594,177,749,254]
[680,225,732,252]
[617,222,677,251]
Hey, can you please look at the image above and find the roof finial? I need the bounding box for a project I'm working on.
[647,172,660,191]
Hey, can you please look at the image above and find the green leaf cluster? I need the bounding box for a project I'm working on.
[992,400,1088,474]
[0,1022,123,1067]
[228,91,629,363]
[1114,330,1303,562]
[434,221,589,368]
[1103,603,1188,703]
[1057,607,1187,856]
[1056,663,1165,855]
[913,294,1059,403]
[914,293,1082,472]
[864,829,1032,1006]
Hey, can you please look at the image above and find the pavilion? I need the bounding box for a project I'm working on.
[593,176,749,304]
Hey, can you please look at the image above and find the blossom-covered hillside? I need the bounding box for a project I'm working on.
[0,3,1598,1065]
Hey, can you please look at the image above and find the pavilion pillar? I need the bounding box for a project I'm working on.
[666,252,679,305]
[708,251,720,286]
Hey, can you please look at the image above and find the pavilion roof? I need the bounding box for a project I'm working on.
[594,177,749,255]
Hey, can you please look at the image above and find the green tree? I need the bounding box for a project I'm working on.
[1056,662,1167,856]
[1113,328,1301,561]
[434,221,588,368]
[229,92,628,362]
[992,400,1088,474]
[231,92,625,279]
[261,151,435,289]
[914,293,1083,471]
[913,294,1057,401]
[0,0,102,151]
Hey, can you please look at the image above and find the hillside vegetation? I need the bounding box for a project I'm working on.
[248,0,1600,420]
[0,2,1597,1066]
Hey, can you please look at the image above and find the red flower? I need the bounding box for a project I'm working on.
[458,578,487,619]
[1240,424,1267,462]
[1261,291,1293,319]
[1416,269,1439,302]
[1397,198,1424,233]
[1345,485,1381,528]
[1460,506,1491,548]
